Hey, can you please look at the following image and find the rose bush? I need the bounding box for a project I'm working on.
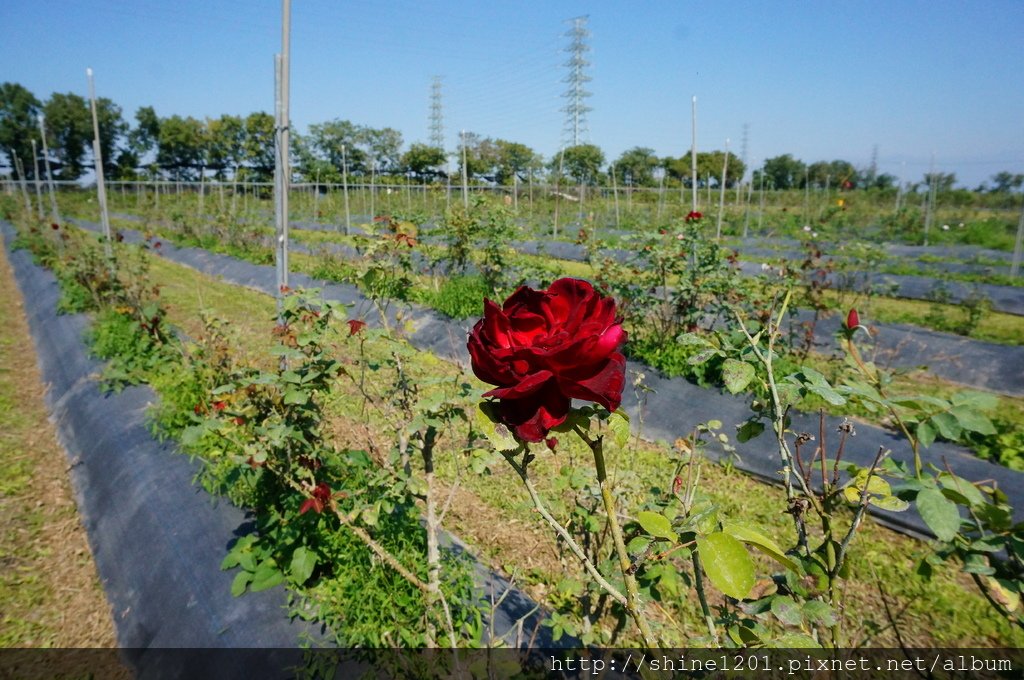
[468,277,627,442]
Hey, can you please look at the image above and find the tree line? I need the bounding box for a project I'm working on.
[2,82,1021,192]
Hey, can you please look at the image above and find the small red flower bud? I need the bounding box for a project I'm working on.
[213,401,227,412]
[545,437,558,451]
[51,223,60,230]
[846,308,860,330]
[673,475,684,495]
[232,416,245,426]
[347,319,367,336]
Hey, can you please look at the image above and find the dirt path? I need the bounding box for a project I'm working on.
[0,244,119,648]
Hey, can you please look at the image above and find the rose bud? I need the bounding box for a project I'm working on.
[468,278,627,443]
[846,308,860,330]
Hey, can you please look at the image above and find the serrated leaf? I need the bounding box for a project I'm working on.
[806,383,846,406]
[722,359,755,394]
[250,564,285,592]
[475,402,520,452]
[230,571,251,597]
[949,406,996,436]
[916,420,936,448]
[869,495,910,512]
[929,411,961,440]
[607,408,630,448]
[289,546,318,585]
[766,633,820,648]
[916,487,961,542]
[696,532,755,600]
[722,521,799,572]
[802,600,838,627]
[677,332,711,348]
[937,472,986,508]
[636,511,678,542]
[736,419,765,443]
[283,387,309,405]
[952,391,999,411]
[688,347,722,365]
[770,595,804,626]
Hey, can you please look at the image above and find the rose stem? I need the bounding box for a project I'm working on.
[576,424,658,649]
[501,451,629,608]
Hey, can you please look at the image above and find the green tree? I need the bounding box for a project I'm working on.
[558,143,604,184]
[308,119,367,175]
[156,114,206,179]
[871,173,897,190]
[292,132,340,183]
[243,112,275,181]
[759,154,806,189]
[360,126,403,174]
[402,143,447,180]
[205,114,245,178]
[494,139,540,185]
[991,171,1024,193]
[0,82,41,179]
[923,171,957,192]
[43,92,92,180]
[459,132,499,180]
[806,159,858,189]
[95,97,127,177]
[702,149,745,188]
[666,150,743,188]
[129,106,160,158]
[612,146,659,186]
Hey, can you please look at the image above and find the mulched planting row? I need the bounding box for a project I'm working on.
[65,220,1024,539]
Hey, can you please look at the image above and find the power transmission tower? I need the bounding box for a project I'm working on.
[739,123,749,179]
[561,16,592,147]
[429,76,444,150]
[867,144,879,187]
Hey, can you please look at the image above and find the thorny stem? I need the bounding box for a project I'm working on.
[691,550,719,644]
[574,424,658,650]
[844,336,922,477]
[732,298,822,517]
[500,449,629,608]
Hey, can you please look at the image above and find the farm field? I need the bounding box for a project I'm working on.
[3,4,1024,669]
[3,182,1023,656]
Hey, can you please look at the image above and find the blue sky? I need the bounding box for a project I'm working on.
[2,0,1023,187]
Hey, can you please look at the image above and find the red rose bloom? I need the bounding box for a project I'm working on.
[468,278,627,443]
[685,210,703,222]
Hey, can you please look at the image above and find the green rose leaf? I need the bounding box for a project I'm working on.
[722,359,755,395]
[289,546,318,585]
[722,521,799,572]
[696,531,755,600]
[770,595,804,626]
[475,403,519,452]
[636,511,678,542]
[607,408,631,448]
[916,487,962,543]
[230,571,252,597]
